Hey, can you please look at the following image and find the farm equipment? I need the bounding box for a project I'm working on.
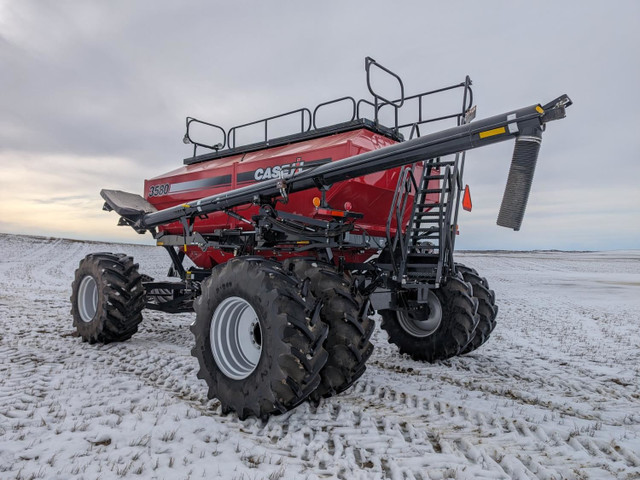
[70,58,571,419]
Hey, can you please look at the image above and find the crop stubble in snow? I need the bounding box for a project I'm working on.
[0,233,639,479]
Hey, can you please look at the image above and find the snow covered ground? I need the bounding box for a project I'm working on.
[0,233,639,480]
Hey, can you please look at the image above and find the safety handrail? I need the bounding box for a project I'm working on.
[312,97,356,129]
[376,77,473,133]
[183,58,474,159]
[365,56,405,108]
[365,56,405,129]
[227,107,312,149]
[355,98,376,121]
[184,117,226,158]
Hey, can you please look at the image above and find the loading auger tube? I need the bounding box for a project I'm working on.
[130,94,570,232]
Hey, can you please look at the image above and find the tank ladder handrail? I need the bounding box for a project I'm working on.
[385,165,418,277]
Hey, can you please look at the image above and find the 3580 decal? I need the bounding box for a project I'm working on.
[148,183,170,197]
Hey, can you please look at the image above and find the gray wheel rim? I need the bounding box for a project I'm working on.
[397,290,442,338]
[77,275,98,323]
[210,296,262,380]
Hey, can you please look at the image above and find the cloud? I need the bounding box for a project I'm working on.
[0,150,153,242]
[1,0,639,249]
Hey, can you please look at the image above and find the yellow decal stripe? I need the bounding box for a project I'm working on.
[479,126,506,139]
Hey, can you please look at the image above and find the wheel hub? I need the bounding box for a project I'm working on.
[397,290,442,338]
[210,296,262,380]
[77,275,98,323]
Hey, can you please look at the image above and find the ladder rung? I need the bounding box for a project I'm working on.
[406,265,437,271]
[412,227,440,233]
[405,271,436,277]
[412,219,440,224]
[427,161,455,167]
[408,253,439,259]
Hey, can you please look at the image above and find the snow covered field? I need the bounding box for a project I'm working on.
[0,233,639,480]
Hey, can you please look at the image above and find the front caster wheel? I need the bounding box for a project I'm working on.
[380,275,478,362]
[191,258,328,419]
[70,253,145,343]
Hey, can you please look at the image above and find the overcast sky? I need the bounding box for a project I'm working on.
[0,1,638,250]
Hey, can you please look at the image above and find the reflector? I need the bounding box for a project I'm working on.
[463,185,472,212]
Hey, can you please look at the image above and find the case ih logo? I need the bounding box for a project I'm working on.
[254,158,305,181]
[237,157,332,184]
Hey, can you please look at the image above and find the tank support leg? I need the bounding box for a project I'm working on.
[164,246,187,280]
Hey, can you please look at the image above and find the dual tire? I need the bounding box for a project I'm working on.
[70,253,145,343]
[456,264,498,354]
[380,264,498,362]
[191,258,330,419]
[283,258,374,402]
[191,257,376,418]
[380,274,479,362]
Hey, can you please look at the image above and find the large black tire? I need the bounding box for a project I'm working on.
[70,253,145,343]
[283,258,374,401]
[380,275,478,362]
[456,264,499,354]
[191,258,328,420]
